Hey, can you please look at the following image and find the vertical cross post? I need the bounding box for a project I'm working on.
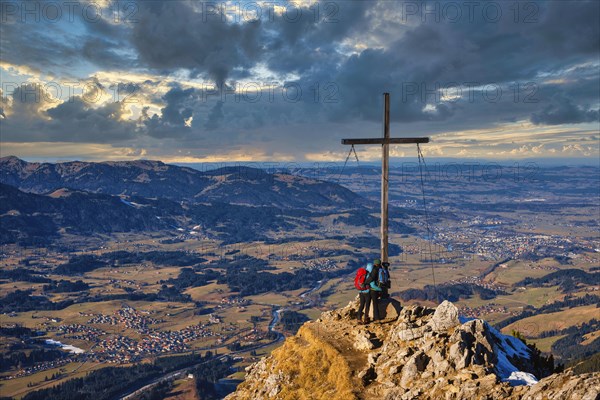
[381,93,390,263]
[341,94,429,264]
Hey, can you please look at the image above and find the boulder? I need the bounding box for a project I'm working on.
[428,300,460,332]
[395,325,429,342]
[368,296,402,320]
[354,330,375,351]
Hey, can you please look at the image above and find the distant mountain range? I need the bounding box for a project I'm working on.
[0,181,329,245]
[0,156,375,245]
[0,183,175,245]
[0,156,366,209]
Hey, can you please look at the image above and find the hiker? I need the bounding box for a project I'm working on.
[356,263,373,324]
[365,259,383,321]
[380,261,391,299]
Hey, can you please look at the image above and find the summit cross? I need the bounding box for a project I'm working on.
[341,93,430,263]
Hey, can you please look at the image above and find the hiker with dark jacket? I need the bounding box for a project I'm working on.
[380,262,391,299]
[365,259,383,321]
[357,263,373,324]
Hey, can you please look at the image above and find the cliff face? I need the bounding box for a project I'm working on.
[227,300,600,400]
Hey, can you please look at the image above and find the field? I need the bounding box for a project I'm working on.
[501,305,600,337]
[164,377,199,400]
[528,335,567,353]
[486,259,569,286]
[1,361,109,400]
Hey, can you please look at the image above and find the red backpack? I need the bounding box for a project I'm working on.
[354,267,369,291]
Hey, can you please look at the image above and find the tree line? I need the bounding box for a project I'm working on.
[398,282,502,302]
[515,269,600,293]
[0,348,65,371]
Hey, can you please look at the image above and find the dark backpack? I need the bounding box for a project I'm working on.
[378,268,390,288]
[354,267,369,291]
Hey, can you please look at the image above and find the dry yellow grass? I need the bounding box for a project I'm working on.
[245,292,292,305]
[488,259,575,286]
[268,325,356,400]
[184,283,229,302]
[527,335,567,353]
[581,330,600,346]
[0,282,45,295]
[231,323,358,400]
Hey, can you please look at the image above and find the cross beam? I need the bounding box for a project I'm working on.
[342,93,429,263]
[342,138,429,145]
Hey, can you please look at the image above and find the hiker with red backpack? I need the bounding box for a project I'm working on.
[355,262,373,324]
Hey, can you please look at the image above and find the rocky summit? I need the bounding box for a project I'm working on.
[226,300,600,400]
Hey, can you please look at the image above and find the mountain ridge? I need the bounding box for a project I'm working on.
[0,156,367,210]
[0,182,316,245]
[226,300,600,400]
[0,182,176,245]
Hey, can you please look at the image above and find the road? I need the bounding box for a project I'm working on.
[120,353,232,400]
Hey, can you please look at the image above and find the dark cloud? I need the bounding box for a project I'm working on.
[291,0,600,128]
[142,85,198,138]
[81,37,135,70]
[0,20,78,75]
[0,1,135,74]
[45,97,137,142]
[205,100,224,130]
[262,2,370,75]
[8,84,51,115]
[531,93,600,125]
[130,1,261,86]
[160,86,195,126]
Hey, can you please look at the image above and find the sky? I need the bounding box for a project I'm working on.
[0,0,599,163]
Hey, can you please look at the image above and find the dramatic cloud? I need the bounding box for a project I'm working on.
[131,1,262,85]
[531,93,599,125]
[0,0,598,161]
[141,85,198,138]
[1,84,138,143]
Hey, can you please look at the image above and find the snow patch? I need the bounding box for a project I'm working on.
[45,339,85,354]
[488,324,531,359]
[495,350,538,386]
[487,323,538,386]
[507,371,539,386]
[120,198,135,207]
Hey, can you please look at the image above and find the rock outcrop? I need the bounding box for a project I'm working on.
[226,300,600,400]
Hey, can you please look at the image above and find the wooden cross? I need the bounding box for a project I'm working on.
[342,93,429,263]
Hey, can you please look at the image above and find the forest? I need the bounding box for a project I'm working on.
[398,282,501,302]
